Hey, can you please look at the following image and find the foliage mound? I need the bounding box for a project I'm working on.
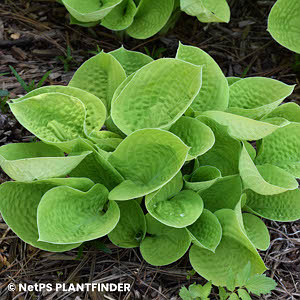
[0,43,299,293]
[58,0,300,54]
[58,0,230,39]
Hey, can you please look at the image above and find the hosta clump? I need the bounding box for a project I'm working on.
[59,0,230,39]
[1,43,300,291]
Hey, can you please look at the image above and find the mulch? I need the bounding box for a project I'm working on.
[0,0,299,299]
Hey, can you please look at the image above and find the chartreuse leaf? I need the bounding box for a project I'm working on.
[180,0,230,23]
[140,214,191,266]
[245,189,300,222]
[146,172,203,228]
[0,178,94,251]
[69,138,124,191]
[179,286,193,300]
[245,274,277,296]
[13,85,107,136]
[37,184,120,244]
[110,47,153,76]
[242,213,270,251]
[227,77,242,86]
[189,282,212,299]
[228,293,239,300]
[101,0,137,30]
[226,268,237,291]
[263,102,300,122]
[9,93,86,152]
[236,262,251,287]
[268,0,300,53]
[202,111,288,140]
[227,77,295,119]
[255,123,300,178]
[196,116,241,176]
[69,51,126,113]
[89,130,123,152]
[0,142,91,181]
[61,0,122,23]
[169,116,215,160]
[184,166,221,193]
[126,0,174,39]
[239,143,298,195]
[108,129,189,200]
[111,59,202,135]
[199,175,242,212]
[176,43,229,112]
[238,289,252,300]
[108,200,146,248]
[189,209,266,286]
[186,209,222,252]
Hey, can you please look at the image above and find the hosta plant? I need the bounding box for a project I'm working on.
[0,44,299,293]
[268,0,300,53]
[58,0,230,39]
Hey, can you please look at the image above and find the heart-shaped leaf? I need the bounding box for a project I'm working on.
[111,58,203,135]
[227,77,295,119]
[0,142,91,181]
[187,209,222,252]
[263,102,300,123]
[0,178,94,251]
[126,0,174,39]
[69,51,126,113]
[146,174,203,228]
[189,209,266,286]
[140,214,191,266]
[245,189,300,222]
[184,166,222,193]
[9,93,86,152]
[255,123,300,178]
[201,111,287,140]
[242,213,270,251]
[37,184,120,244]
[239,143,298,195]
[180,0,230,23]
[101,0,137,30]
[110,46,153,76]
[108,129,189,200]
[13,85,107,136]
[268,0,300,53]
[62,0,123,23]
[176,43,229,112]
[170,116,215,160]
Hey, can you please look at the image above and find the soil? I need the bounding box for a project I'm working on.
[0,0,299,299]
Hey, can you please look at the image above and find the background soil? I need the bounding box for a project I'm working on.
[0,0,299,299]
